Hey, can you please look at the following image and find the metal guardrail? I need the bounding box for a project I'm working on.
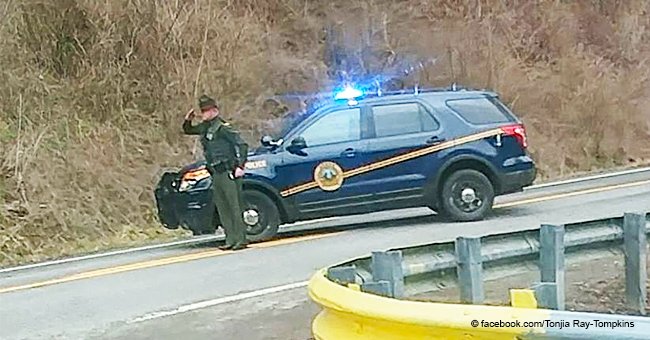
[329,212,650,302]
[310,211,650,339]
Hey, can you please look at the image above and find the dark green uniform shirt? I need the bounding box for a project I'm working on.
[183,117,249,171]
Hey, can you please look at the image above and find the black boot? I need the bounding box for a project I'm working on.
[218,244,234,250]
[231,242,249,251]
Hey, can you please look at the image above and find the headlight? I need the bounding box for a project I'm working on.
[182,168,210,181]
[179,180,192,191]
[179,168,211,192]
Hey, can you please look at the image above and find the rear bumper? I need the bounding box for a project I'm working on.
[154,172,216,235]
[499,166,537,194]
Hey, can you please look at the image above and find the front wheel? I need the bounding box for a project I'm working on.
[241,190,281,242]
[439,169,494,222]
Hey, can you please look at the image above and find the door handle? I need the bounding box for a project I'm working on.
[426,136,445,145]
[341,148,356,158]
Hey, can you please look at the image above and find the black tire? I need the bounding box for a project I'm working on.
[241,190,281,242]
[438,169,494,222]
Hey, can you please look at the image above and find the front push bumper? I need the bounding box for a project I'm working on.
[153,171,217,235]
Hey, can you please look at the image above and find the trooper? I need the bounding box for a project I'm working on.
[182,95,250,250]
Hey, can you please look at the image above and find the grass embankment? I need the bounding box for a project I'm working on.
[1,1,649,267]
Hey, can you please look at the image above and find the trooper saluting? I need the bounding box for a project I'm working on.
[182,95,250,251]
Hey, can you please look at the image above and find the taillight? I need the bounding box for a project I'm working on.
[501,123,528,149]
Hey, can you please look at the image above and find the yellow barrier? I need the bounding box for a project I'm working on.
[308,268,552,340]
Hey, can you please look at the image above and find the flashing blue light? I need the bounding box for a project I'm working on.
[334,85,363,101]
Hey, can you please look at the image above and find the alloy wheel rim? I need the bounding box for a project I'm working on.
[452,181,484,213]
[243,204,267,235]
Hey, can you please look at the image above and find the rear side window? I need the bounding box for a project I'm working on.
[445,96,515,125]
[371,103,440,138]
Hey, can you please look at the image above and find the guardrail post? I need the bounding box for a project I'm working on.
[371,250,404,298]
[455,236,483,304]
[539,224,565,310]
[623,212,647,315]
[327,265,357,285]
[531,282,559,310]
[361,281,392,297]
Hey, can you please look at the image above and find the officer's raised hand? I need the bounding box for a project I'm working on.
[234,166,245,178]
[184,108,195,120]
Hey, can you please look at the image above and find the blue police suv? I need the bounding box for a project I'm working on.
[154,85,536,242]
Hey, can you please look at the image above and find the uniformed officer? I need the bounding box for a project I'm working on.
[183,95,250,250]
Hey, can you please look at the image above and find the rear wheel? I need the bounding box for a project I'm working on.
[241,190,281,242]
[439,169,494,222]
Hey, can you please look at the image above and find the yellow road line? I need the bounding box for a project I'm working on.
[250,232,343,248]
[494,179,650,209]
[0,232,341,294]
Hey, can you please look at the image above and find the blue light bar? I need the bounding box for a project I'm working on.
[334,85,363,101]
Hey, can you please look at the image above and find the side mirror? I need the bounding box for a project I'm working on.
[290,136,307,149]
[287,136,307,155]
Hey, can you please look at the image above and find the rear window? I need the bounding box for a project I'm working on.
[445,96,515,125]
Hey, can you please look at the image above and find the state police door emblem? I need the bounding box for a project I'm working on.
[313,161,344,191]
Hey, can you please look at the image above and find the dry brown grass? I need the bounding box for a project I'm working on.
[1,0,649,267]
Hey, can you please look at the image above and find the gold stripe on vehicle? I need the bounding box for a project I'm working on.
[279,128,504,197]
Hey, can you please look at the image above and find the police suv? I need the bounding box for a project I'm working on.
[154,85,536,242]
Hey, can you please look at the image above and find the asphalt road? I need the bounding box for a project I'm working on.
[1,170,650,340]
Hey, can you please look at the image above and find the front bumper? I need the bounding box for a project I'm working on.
[154,171,217,235]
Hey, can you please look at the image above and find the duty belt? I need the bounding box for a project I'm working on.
[207,160,232,174]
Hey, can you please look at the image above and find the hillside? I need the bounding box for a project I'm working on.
[1,0,649,266]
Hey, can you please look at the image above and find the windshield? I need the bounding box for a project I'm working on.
[261,109,307,141]
[255,94,327,142]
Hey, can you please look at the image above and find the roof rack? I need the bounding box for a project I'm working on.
[362,83,486,99]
